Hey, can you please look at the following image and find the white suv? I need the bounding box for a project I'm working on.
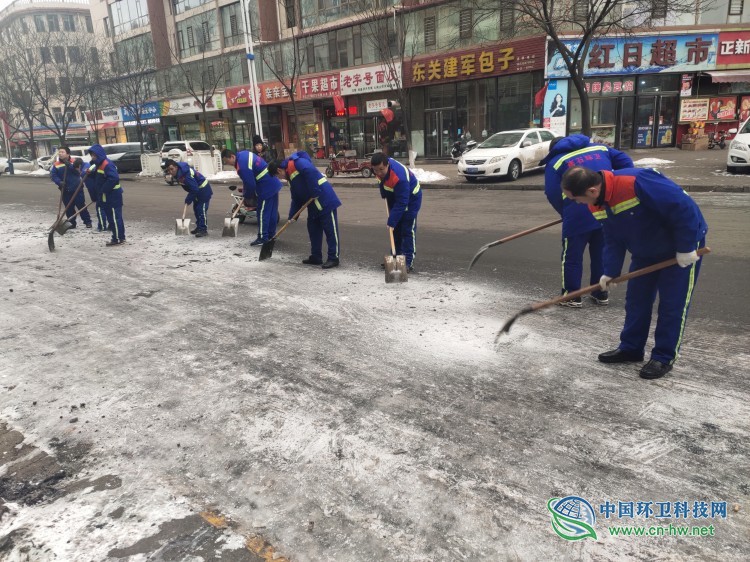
[160,140,212,168]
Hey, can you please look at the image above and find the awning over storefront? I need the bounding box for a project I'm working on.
[706,70,750,83]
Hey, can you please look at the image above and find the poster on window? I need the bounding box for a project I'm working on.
[542,79,568,136]
[708,97,737,121]
[679,98,709,122]
[739,96,750,124]
[680,74,693,97]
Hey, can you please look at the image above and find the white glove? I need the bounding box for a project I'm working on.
[676,250,699,268]
[599,275,614,292]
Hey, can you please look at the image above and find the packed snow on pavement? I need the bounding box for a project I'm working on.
[0,204,748,561]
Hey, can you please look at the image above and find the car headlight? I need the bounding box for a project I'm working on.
[730,140,748,151]
[488,155,508,164]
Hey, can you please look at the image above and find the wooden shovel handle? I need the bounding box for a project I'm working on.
[63,200,96,222]
[50,177,86,231]
[182,204,188,221]
[385,199,397,256]
[272,198,315,241]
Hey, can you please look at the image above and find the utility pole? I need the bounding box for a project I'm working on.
[240,0,264,141]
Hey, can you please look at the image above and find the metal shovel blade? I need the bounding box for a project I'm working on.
[55,220,73,235]
[221,217,239,237]
[258,239,275,261]
[175,218,190,235]
[384,254,408,283]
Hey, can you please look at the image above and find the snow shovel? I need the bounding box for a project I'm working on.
[55,200,95,235]
[469,218,562,270]
[258,197,315,261]
[495,247,711,341]
[175,204,190,235]
[221,197,243,237]
[47,177,86,252]
[384,199,408,283]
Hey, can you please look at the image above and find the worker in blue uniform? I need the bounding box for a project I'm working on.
[370,153,422,271]
[165,159,213,237]
[50,146,92,229]
[270,151,342,268]
[76,159,108,232]
[221,148,281,246]
[542,134,634,307]
[561,166,708,380]
[88,144,125,246]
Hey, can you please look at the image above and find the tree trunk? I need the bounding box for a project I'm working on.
[570,73,591,137]
[289,96,304,156]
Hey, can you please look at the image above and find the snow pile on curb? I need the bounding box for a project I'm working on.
[410,168,448,183]
[633,158,675,167]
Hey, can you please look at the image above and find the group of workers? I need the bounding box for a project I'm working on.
[49,132,706,381]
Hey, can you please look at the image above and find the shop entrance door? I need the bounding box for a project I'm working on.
[634,96,676,148]
[425,110,454,158]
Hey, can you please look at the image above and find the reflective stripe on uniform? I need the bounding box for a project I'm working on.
[258,199,266,238]
[552,145,610,170]
[289,171,299,181]
[255,168,268,181]
[199,179,208,188]
[592,210,607,220]
[317,176,327,185]
[561,238,568,292]
[611,197,639,214]
[314,198,323,211]
[413,182,421,195]
[671,245,699,365]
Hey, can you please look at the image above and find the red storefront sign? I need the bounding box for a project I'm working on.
[403,36,545,88]
[717,31,750,66]
[298,74,340,100]
[226,85,258,108]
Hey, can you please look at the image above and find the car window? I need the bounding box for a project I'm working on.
[539,130,557,142]
[189,142,211,151]
[479,132,524,148]
[740,120,750,134]
[522,132,541,145]
[162,143,187,152]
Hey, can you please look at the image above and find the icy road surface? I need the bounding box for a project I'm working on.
[0,205,748,561]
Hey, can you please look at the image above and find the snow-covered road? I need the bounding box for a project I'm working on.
[1,205,748,560]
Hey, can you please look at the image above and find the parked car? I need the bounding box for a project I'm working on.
[111,150,158,173]
[160,140,212,169]
[726,121,749,173]
[457,128,559,181]
[1,157,38,174]
[67,146,92,163]
[37,154,55,170]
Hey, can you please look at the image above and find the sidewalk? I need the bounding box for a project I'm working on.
[313,147,750,192]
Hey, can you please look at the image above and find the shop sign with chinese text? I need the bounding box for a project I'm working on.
[161,94,226,116]
[717,31,750,67]
[298,74,340,100]
[404,36,545,88]
[582,77,636,96]
[547,34,719,77]
[339,64,401,95]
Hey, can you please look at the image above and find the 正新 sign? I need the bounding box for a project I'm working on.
[717,31,750,66]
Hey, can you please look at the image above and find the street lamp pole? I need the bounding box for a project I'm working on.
[240,0,264,142]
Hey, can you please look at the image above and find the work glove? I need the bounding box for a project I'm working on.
[599,275,614,292]
[676,250,699,268]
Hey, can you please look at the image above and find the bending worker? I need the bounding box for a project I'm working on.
[561,166,707,380]
[541,134,633,307]
[165,159,213,237]
[269,151,342,269]
[370,153,422,272]
[222,148,281,246]
[88,144,126,246]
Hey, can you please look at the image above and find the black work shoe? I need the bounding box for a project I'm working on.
[322,259,339,269]
[249,237,265,246]
[590,292,610,306]
[558,297,582,308]
[598,348,644,363]
[302,257,323,265]
[85,223,92,229]
[381,263,385,269]
[640,359,673,380]
[105,239,124,247]
[407,266,415,273]
[190,228,199,235]
[195,230,208,238]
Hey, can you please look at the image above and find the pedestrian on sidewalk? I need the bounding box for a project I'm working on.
[371,153,422,272]
[164,159,213,237]
[221,148,281,246]
[541,134,634,308]
[269,151,342,268]
[75,158,108,232]
[561,166,708,379]
[252,135,271,163]
[49,146,92,230]
[88,144,126,246]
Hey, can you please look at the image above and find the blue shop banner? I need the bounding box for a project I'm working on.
[547,34,719,78]
[121,101,161,122]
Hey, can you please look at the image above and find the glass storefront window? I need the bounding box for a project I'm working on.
[457,78,495,141]
[497,73,533,131]
[637,74,680,94]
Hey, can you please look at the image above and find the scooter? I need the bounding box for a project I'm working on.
[227,185,258,224]
[450,139,478,163]
[708,130,727,149]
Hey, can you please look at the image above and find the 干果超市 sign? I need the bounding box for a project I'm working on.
[547,34,719,77]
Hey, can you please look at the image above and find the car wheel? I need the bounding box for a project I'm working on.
[361,167,373,178]
[465,176,477,183]
[507,159,521,181]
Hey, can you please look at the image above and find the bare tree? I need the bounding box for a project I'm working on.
[165,13,240,145]
[511,0,712,135]
[102,35,161,152]
[0,25,46,159]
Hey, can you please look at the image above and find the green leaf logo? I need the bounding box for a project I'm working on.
[548,497,598,541]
